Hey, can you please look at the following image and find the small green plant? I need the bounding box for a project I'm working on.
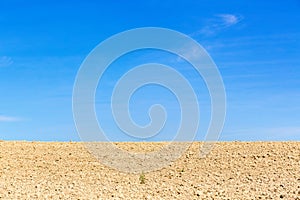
[139,172,146,184]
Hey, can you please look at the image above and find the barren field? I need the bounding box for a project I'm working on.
[0,141,299,199]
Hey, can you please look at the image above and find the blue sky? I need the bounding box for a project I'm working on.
[0,0,300,141]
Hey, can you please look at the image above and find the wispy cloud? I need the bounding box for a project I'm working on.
[223,126,300,141]
[0,56,13,67]
[173,40,217,65]
[193,14,243,36]
[0,115,22,122]
[218,14,240,26]
[176,42,204,62]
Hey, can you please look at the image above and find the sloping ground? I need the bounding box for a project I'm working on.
[0,141,299,199]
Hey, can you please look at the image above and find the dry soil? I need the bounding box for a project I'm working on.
[0,141,299,199]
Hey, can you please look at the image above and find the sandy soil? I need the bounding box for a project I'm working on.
[0,141,299,199]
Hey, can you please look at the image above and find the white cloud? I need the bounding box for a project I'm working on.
[218,14,239,26]
[0,56,13,67]
[223,126,300,141]
[176,43,203,62]
[0,115,21,122]
[193,14,243,36]
[174,42,216,67]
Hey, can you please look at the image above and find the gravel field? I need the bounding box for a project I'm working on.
[0,141,299,199]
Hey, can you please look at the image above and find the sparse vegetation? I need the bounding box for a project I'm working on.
[139,172,146,184]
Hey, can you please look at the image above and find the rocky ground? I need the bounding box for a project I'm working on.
[0,141,299,199]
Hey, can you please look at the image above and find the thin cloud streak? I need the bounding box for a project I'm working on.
[217,14,239,26]
[223,126,300,140]
[192,14,243,36]
[0,56,13,67]
[0,115,22,122]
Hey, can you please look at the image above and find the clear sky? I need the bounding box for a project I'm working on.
[0,0,299,141]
